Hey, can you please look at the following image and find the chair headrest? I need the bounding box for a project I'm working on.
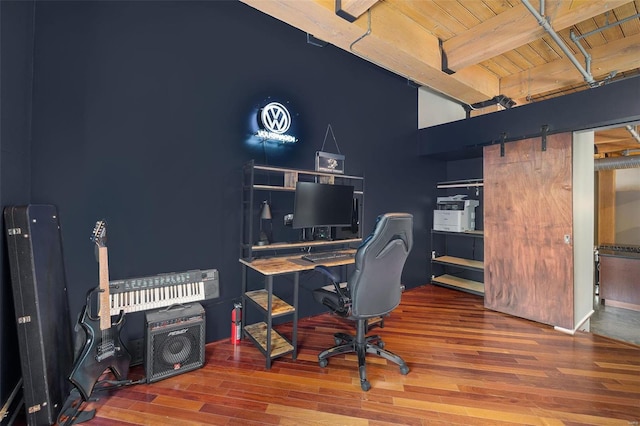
[359,213,413,253]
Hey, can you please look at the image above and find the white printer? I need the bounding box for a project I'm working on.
[433,195,479,232]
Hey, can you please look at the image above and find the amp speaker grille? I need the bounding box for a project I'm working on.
[144,303,205,383]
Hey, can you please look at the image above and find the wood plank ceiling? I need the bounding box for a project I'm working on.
[240,0,640,157]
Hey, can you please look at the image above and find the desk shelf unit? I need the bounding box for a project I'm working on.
[243,290,295,359]
[241,161,364,258]
[240,161,364,368]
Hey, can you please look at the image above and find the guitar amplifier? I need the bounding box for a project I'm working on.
[144,303,205,383]
[4,205,74,425]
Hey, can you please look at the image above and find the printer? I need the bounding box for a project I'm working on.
[433,195,479,232]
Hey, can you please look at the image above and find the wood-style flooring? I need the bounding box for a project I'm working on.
[75,285,640,425]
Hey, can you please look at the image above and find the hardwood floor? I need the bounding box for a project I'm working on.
[76,285,640,425]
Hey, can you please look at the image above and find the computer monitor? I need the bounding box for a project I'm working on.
[292,182,354,229]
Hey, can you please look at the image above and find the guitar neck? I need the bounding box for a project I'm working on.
[98,246,111,330]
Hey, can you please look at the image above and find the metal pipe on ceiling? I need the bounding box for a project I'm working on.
[521,0,596,86]
[573,13,640,41]
[570,30,592,76]
[594,155,640,171]
[626,125,640,144]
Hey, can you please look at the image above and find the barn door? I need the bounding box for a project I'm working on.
[483,133,574,329]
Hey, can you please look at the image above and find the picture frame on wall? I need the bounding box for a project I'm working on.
[315,151,345,174]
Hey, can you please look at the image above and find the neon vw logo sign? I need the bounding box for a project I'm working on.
[257,101,297,143]
[261,102,291,134]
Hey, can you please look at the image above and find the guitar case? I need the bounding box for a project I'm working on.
[4,205,74,425]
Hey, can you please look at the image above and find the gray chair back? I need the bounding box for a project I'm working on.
[349,213,413,318]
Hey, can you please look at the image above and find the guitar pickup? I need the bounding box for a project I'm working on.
[95,342,115,362]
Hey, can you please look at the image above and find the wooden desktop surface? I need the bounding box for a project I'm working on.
[239,249,357,275]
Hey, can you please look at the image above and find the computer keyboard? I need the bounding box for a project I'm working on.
[301,251,355,263]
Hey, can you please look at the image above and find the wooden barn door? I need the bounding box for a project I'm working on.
[483,133,574,329]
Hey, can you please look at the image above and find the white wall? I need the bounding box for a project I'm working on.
[572,131,595,332]
[418,87,466,129]
[616,167,640,244]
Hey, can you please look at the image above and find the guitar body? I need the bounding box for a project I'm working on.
[69,288,131,400]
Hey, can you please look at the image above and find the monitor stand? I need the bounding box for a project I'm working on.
[300,228,313,242]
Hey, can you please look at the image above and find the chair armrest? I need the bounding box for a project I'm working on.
[314,265,340,283]
[314,265,350,308]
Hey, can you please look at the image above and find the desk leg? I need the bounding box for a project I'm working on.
[265,275,273,370]
[292,272,299,360]
[241,265,247,340]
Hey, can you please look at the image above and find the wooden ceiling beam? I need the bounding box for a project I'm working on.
[336,0,379,22]
[596,136,635,144]
[503,32,640,104]
[596,143,640,154]
[240,0,499,104]
[443,0,631,72]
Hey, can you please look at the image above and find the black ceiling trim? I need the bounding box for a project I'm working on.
[418,75,640,159]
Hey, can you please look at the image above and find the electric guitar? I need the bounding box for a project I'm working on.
[69,220,131,400]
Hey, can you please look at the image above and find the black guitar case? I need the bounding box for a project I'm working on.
[4,205,74,425]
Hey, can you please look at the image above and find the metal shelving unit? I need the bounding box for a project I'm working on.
[431,179,484,296]
[431,230,484,296]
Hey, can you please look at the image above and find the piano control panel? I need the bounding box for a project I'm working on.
[108,269,219,315]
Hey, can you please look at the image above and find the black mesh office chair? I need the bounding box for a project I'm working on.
[312,212,413,391]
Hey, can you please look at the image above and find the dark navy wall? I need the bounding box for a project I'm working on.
[0,0,34,409]
[22,1,444,347]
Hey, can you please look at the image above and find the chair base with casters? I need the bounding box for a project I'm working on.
[317,318,409,391]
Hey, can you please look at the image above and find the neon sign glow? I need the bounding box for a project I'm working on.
[255,101,298,144]
[256,129,297,143]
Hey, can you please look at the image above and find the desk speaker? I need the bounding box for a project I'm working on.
[144,303,205,383]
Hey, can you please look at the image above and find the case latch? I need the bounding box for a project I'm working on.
[27,403,42,414]
[7,228,21,236]
[18,316,31,324]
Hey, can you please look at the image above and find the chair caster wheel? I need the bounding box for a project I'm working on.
[334,337,343,345]
[377,340,385,349]
[319,358,328,368]
[361,380,371,391]
[400,364,409,375]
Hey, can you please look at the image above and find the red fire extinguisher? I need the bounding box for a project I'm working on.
[231,302,242,344]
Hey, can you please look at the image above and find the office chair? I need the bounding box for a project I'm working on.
[312,212,413,391]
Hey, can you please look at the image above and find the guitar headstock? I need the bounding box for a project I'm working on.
[91,220,107,248]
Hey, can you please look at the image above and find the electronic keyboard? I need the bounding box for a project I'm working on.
[108,269,219,315]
